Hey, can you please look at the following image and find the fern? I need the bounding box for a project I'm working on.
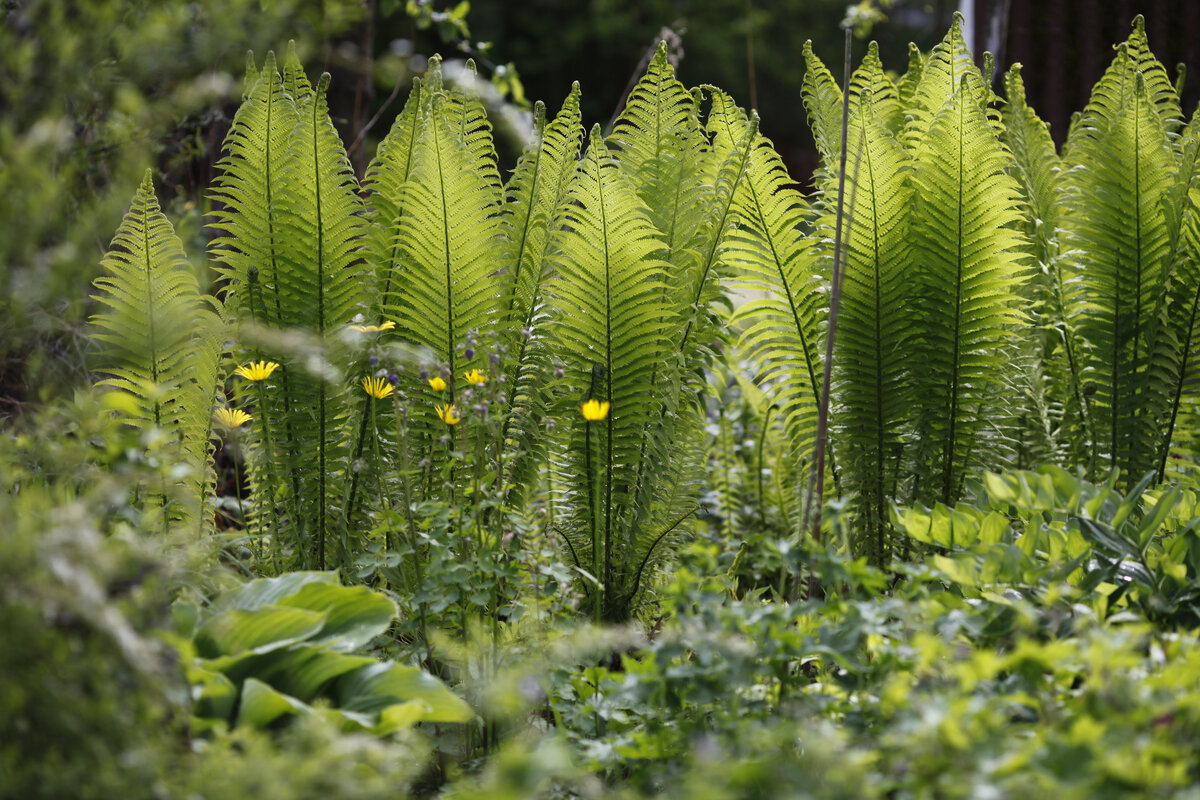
[385,90,508,400]
[498,85,583,500]
[726,127,826,514]
[908,76,1029,505]
[823,87,913,564]
[91,170,224,532]
[1002,64,1076,468]
[1157,111,1200,479]
[1062,67,1174,482]
[547,126,683,622]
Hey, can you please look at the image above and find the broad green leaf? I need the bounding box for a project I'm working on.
[336,662,473,723]
[221,571,338,612]
[194,605,327,659]
[275,581,397,652]
[237,677,311,728]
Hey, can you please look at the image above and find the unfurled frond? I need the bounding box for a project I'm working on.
[849,42,902,135]
[504,84,583,332]
[210,52,299,324]
[547,126,679,622]
[271,72,366,568]
[801,40,843,166]
[703,84,751,155]
[608,43,712,281]
[909,78,1029,505]
[363,77,424,314]
[1124,15,1183,135]
[726,129,825,498]
[1062,73,1174,482]
[826,90,913,564]
[92,170,223,530]
[901,15,987,150]
[1001,64,1080,466]
[387,92,508,385]
[283,41,314,102]
[499,85,583,499]
[1160,180,1200,479]
[276,74,366,332]
[678,97,758,361]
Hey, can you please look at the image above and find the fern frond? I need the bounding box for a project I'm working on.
[499,85,584,500]
[210,52,300,324]
[1152,108,1200,479]
[849,42,902,135]
[801,40,843,166]
[270,72,367,568]
[92,170,223,530]
[909,77,1029,504]
[825,89,913,564]
[1062,72,1174,481]
[386,92,508,385]
[547,126,680,621]
[363,77,424,314]
[607,41,711,275]
[894,42,924,113]
[725,129,825,499]
[901,15,988,150]
[1001,64,1084,467]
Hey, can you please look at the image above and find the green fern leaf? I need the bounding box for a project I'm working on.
[1062,72,1174,481]
[92,170,223,530]
[825,89,914,563]
[363,77,425,315]
[499,85,584,500]
[547,126,679,621]
[725,128,825,500]
[210,52,300,325]
[902,15,988,150]
[386,92,508,385]
[801,40,843,167]
[909,76,1029,504]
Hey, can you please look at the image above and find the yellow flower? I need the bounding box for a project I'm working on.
[580,399,610,421]
[362,376,395,399]
[234,360,280,382]
[428,376,447,392]
[214,407,252,428]
[464,368,486,386]
[349,320,396,333]
[435,404,461,425]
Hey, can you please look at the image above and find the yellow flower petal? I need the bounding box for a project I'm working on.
[234,360,280,382]
[349,320,396,333]
[463,368,486,386]
[214,407,252,428]
[362,376,395,399]
[435,403,461,425]
[580,399,610,421]
[428,376,447,392]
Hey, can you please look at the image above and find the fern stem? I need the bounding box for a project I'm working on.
[804,28,854,571]
[939,89,968,506]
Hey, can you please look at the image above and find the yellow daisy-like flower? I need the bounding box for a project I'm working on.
[234,360,280,382]
[214,407,252,428]
[580,399,611,421]
[348,320,397,333]
[428,376,447,392]
[362,376,395,400]
[463,368,486,386]
[435,404,461,425]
